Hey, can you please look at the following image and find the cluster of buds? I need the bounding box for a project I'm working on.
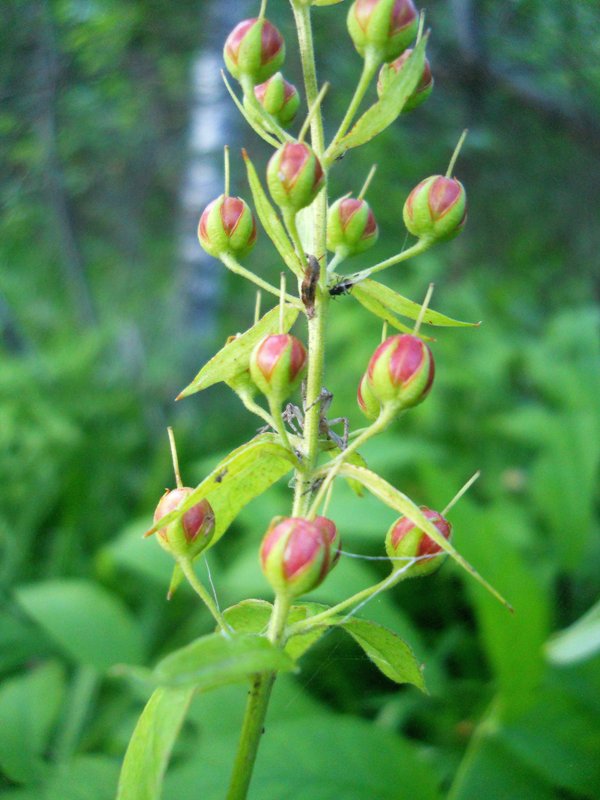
[260,516,341,598]
[386,507,452,577]
[347,0,419,64]
[327,196,378,257]
[153,489,215,560]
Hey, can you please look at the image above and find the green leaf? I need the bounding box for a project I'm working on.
[545,597,600,665]
[116,687,194,800]
[178,305,299,397]
[15,580,144,671]
[326,448,368,497]
[46,755,121,800]
[335,38,427,156]
[337,464,512,611]
[353,279,480,328]
[154,632,295,689]
[145,435,296,545]
[0,661,65,783]
[243,151,304,276]
[351,285,425,336]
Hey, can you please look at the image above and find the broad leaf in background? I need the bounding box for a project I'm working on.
[154,632,294,688]
[546,597,600,665]
[117,687,194,800]
[178,305,299,397]
[15,580,144,671]
[145,436,296,544]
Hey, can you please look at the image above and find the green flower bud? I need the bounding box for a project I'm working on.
[385,507,452,577]
[347,0,418,63]
[403,175,467,242]
[259,517,331,598]
[252,72,300,127]
[223,18,285,85]
[357,371,380,420]
[153,488,215,560]
[327,196,378,256]
[267,142,325,212]
[198,195,257,258]
[366,333,434,409]
[249,333,307,401]
[377,49,433,111]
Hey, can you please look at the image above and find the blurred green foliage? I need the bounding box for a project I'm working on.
[0,0,599,798]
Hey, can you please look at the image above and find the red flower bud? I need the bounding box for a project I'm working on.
[347,0,418,63]
[267,142,325,212]
[314,515,342,568]
[260,517,331,597]
[153,488,215,560]
[366,333,434,409]
[385,507,452,577]
[249,333,307,401]
[327,197,379,256]
[224,18,285,85]
[403,175,467,242]
[252,72,300,127]
[198,195,257,258]
[377,49,433,111]
[357,371,381,420]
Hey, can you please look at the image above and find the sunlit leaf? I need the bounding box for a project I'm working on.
[350,284,430,338]
[545,598,600,665]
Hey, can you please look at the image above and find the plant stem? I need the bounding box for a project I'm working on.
[178,557,229,632]
[238,392,277,429]
[220,253,302,307]
[350,238,431,283]
[268,396,302,467]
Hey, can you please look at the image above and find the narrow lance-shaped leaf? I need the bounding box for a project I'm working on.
[243,150,305,276]
[116,686,194,800]
[332,37,428,157]
[145,436,296,545]
[350,284,434,339]
[354,279,480,328]
[338,464,513,611]
[154,632,295,689]
[179,304,299,397]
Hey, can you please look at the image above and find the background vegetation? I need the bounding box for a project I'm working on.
[1,0,599,797]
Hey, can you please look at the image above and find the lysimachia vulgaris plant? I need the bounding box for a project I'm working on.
[118,1,512,798]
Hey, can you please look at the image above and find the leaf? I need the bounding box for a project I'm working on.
[154,632,295,689]
[116,687,194,800]
[145,436,296,545]
[337,464,512,611]
[326,448,368,496]
[334,38,427,156]
[15,580,144,671]
[178,305,299,397]
[46,755,121,800]
[545,597,600,665]
[0,661,65,783]
[353,279,480,328]
[351,285,426,337]
[243,150,304,276]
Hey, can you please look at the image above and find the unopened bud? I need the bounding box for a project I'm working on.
[327,197,378,256]
[249,333,307,401]
[260,517,331,597]
[153,488,215,560]
[377,49,433,111]
[403,176,467,242]
[224,18,285,85]
[347,0,418,63]
[251,72,300,127]
[198,195,257,258]
[314,516,342,568]
[357,371,381,420]
[366,333,434,409]
[385,507,451,577]
[267,142,325,212]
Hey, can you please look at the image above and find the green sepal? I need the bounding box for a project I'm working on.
[178,304,299,397]
[243,150,305,276]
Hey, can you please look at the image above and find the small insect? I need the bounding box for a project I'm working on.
[214,468,228,484]
[329,278,354,297]
[301,254,321,318]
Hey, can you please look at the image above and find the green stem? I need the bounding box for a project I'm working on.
[326,249,347,276]
[239,391,277,429]
[178,557,229,632]
[52,665,98,762]
[350,238,432,283]
[283,209,306,263]
[220,252,302,308]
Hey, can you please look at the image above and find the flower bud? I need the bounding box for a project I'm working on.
[267,142,325,212]
[314,515,342,568]
[357,371,380,420]
[153,488,215,560]
[347,0,418,63]
[366,333,434,409]
[403,176,467,242]
[224,18,285,85]
[198,195,257,258]
[260,517,331,597]
[385,507,452,577]
[377,49,433,111]
[249,333,307,401]
[251,72,300,127]
[327,197,378,256]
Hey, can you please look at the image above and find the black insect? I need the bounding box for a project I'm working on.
[329,278,354,297]
[301,254,321,318]
[214,468,228,484]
